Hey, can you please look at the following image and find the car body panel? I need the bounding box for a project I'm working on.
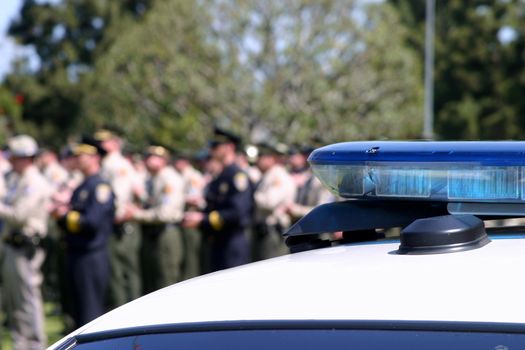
[66,236,525,337]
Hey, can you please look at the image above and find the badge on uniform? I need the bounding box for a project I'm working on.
[234,173,248,192]
[79,190,89,202]
[96,184,112,203]
[219,182,229,194]
[191,178,200,188]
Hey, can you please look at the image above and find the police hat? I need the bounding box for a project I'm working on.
[287,144,301,156]
[194,148,210,161]
[93,126,123,142]
[255,141,288,157]
[209,126,241,148]
[7,135,39,158]
[288,144,314,157]
[59,145,75,159]
[72,136,106,156]
[144,145,170,159]
[173,150,194,161]
[300,146,315,156]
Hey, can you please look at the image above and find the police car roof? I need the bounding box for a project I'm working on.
[67,235,525,338]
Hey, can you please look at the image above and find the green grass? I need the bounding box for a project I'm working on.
[45,303,66,346]
[1,303,66,349]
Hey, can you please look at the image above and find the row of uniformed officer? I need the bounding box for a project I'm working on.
[182,127,335,270]
[0,130,332,343]
[91,130,204,299]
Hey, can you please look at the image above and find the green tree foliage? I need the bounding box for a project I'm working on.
[207,0,423,144]
[84,0,423,148]
[7,0,424,147]
[4,60,83,147]
[0,86,25,144]
[9,0,153,73]
[4,0,154,147]
[81,0,222,149]
[391,0,525,140]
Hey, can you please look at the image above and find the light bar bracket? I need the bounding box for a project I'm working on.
[284,200,448,237]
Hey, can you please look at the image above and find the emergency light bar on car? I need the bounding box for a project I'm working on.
[308,141,525,203]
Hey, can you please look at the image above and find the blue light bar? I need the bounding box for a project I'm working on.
[309,141,525,203]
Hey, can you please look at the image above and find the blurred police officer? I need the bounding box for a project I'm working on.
[253,142,296,261]
[36,148,70,308]
[50,145,84,333]
[94,128,142,306]
[183,127,253,272]
[0,150,9,233]
[125,145,185,293]
[174,152,205,279]
[55,139,115,329]
[37,148,69,190]
[59,145,84,193]
[174,152,206,210]
[1,135,51,350]
[284,146,333,222]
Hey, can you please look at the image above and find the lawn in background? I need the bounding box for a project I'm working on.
[1,303,65,349]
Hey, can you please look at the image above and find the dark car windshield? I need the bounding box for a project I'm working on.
[68,329,524,350]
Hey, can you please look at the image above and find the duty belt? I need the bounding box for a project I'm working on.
[4,231,43,249]
[142,223,179,238]
[114,222,137,238]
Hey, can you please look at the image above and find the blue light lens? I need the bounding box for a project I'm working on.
[312,165,366,196]
[447,167,519,200]
[372,167,432,197]
[308,141,525,203]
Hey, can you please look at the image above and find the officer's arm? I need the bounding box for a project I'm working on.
[0,185,48,226]
[288,181,333,218]
[134,175,185,223]
[201,173,252,232]
[110,163,136,219]
[255,173,296,211]
[61,184,114,234]
[0,176,6,201]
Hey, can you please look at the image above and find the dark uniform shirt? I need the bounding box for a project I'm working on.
[200,163,253,271]
[61,174,115,251]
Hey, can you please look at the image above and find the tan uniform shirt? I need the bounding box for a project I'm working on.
[101,151,137,218]
[133,166,185,223]
[289,173,333,218]
[181,166,205,209]
[68,170,84,190]
[43,161,69,190]
[181,166,204,196]
[255,164,296,228]
[0,158,12,175]
[243,165,261,184]
[0,165,51,237]
[0,173,7,200]
[0,160,12,200]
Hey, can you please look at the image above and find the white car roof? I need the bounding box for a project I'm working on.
[74,236,525,336]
